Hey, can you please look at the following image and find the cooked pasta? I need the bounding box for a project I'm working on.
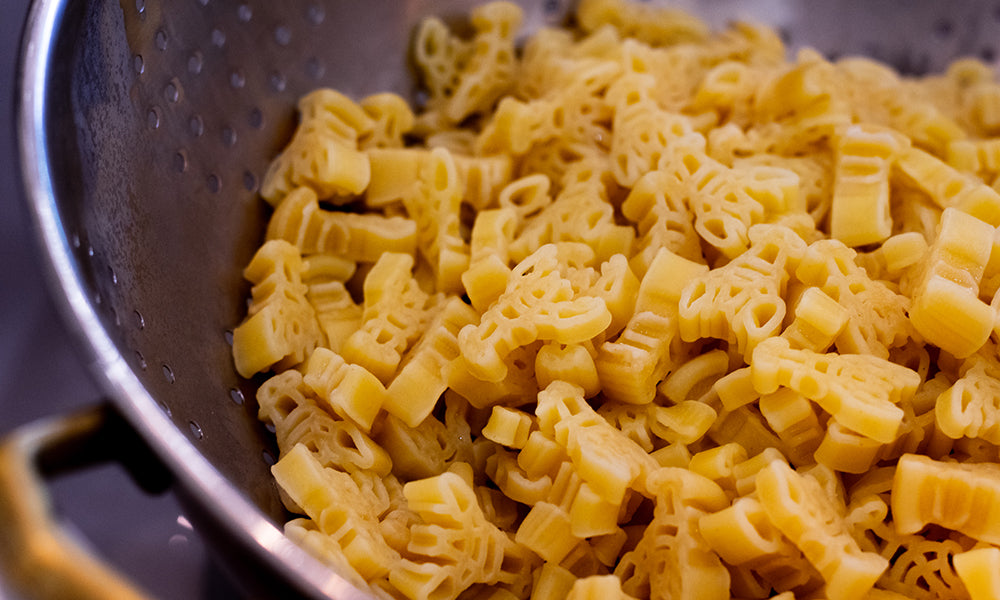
[231,1,1000,598]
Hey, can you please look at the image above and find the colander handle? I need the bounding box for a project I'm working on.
[0,404,168,600]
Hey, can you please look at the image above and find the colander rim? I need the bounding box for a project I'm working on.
[14,0,371,597]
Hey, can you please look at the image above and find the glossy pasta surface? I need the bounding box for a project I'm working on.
[233,1,1000,598]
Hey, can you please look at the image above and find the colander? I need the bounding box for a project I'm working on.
[6,0,1000,598]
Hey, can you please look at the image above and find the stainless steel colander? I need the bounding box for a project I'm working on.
[9,0,1000,598]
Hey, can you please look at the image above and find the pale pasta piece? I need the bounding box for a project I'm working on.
[260,89,374,206]
[232,239,323,377]
[751,336,919,444]
[953,547,1000,600]
[892,453,1000,545]
[340,252,440,384]
[678,224,807,357]
[458,244,612,383]
[390,472,516,600]
[383,297,478,427]
[909,207,995,359]
[267,186,417,263]
[756,460,888,600]
[829,124,907,247]
[301,347,386,432]
[271,444,399,580]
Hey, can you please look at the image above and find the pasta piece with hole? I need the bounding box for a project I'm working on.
[267,186,417,263]
[257,370,391,476]
[232,239,324,377]
[935,351,1000,443]
[458,244,612,383]
[892,453,1000,545]
[756,459,888,600]
[909,207,995,359]
[678,224,806,358]
[829,124,907,247]
[260,89,374,205]
[751,336,918,444]
[341,252,440,384]
[272,444,400,581]
[390,471,514,600]
[384,297,478,427]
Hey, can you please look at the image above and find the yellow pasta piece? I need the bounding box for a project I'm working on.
[458,244,612,383]
[539,381,657,504]
[610,85,695,187]
[756,459,888,600]
[909,207,995,359]
[364,147,425,208]
[301,347,386,432]
[509,180,635,265]
[375,413,455,481]
[568,481,621,539]
[813,421,883,474]
[621,170,703,277]
[781,286,849,353]
[878,231,930,276]
[531,563,577,600]
[418,1,521,125]
[447,342,540,409]
[953,547,1000,600]
[283,518,368,590]
[576,0,708,46]
[302,254,362,353]
[796,238,911,358]
[482,406,533,449]
[751,336,919,444]
[384,297,478,427]
[341,252,438,384]
[390,472,513,600]
[679,224,807,357]
[232,239,324,377]
[596,247,706,405]
[700,496,796,566]
[875,527,971,600]
[404,147,470,295]
[829,125,907,247]
[486,448,551,506]
[535,343,601,399]
[517,430,568,480]
[657,348,729,405]
[615,468,730,600]
[758,387,824,466]
[515,501,580,564]
[649,401,717,446]
[359,92,415,149]
[260,89,374,205]
[892,453,1000,545]
[935,352,1000,443]
[271,444,399,580]
[257,370,392,476]
[566,574,638,600]
[686,442,747,494]
[712,366,759,411]
[895,146,1000,226]
[266,186,417,263]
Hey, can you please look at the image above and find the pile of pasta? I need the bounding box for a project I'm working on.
[231,1,1000,598]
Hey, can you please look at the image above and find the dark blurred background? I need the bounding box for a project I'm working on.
[1,0,240,598]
